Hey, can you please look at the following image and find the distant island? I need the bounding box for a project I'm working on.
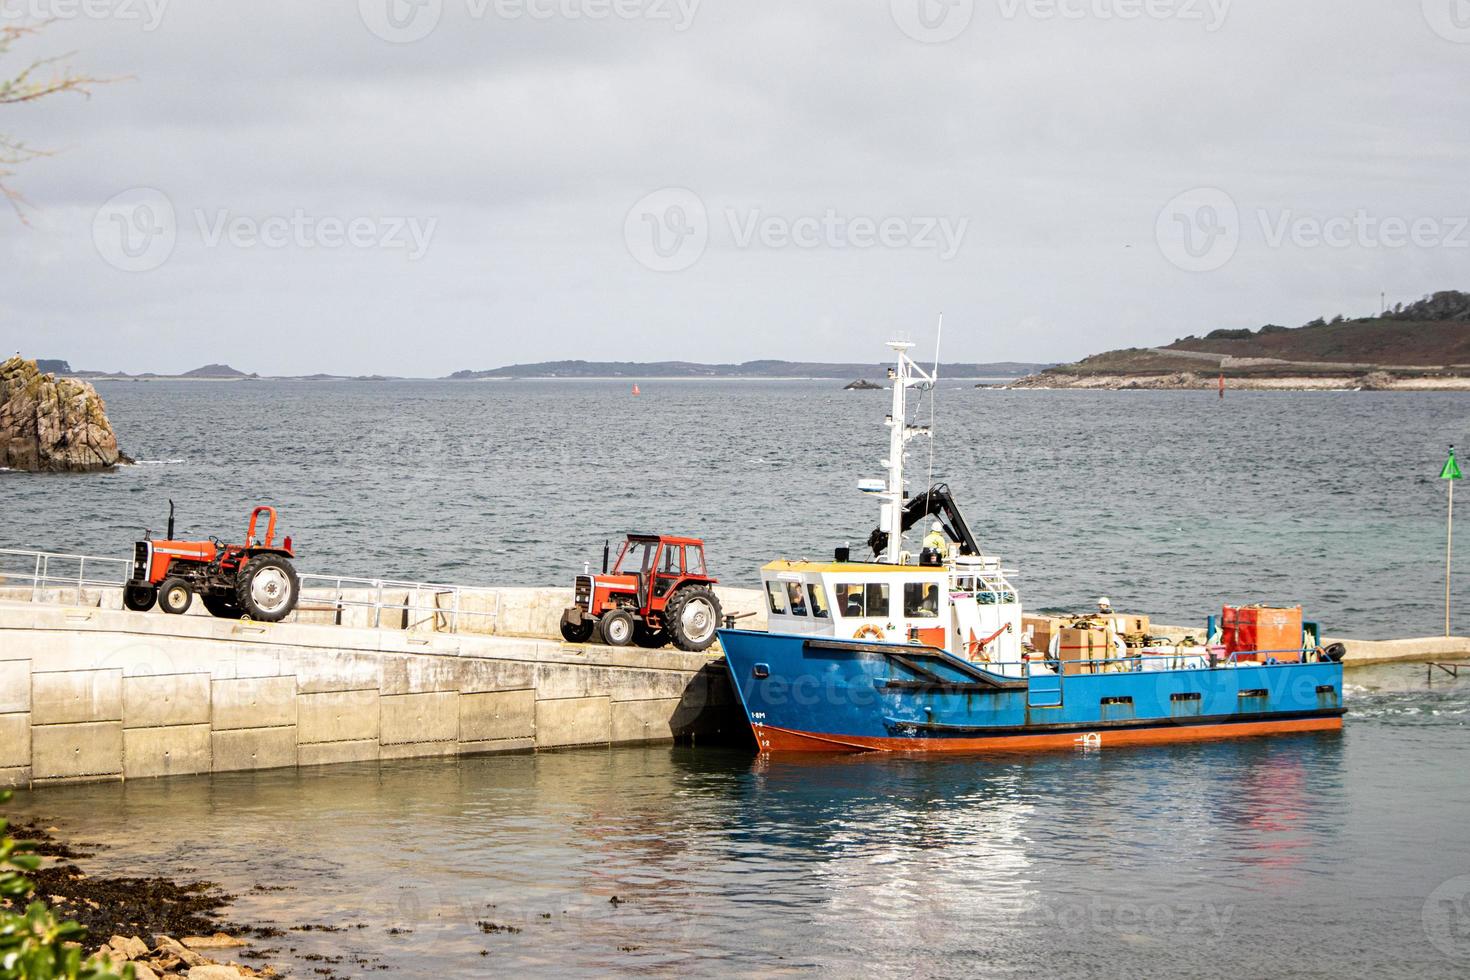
[1008,290,1470,391]
[39,362,398,382]
[447,359,1048,380]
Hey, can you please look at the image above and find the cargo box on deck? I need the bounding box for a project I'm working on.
[1118,614,1150,637]
[1057,624,1111,675]
[1023,615,1065,652]
[1223,605,1303,662]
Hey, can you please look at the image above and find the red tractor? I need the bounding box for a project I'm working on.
[559,534,723,652]
[122,501,301,622]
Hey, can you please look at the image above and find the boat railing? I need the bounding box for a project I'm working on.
[1006,648,1332,676]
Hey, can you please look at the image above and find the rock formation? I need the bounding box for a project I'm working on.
[0,355,127,471]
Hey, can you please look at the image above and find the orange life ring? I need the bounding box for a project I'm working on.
[853,625,886,641]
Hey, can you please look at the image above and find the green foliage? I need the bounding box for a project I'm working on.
[0,793,130,980]
[1204,328,1254,341]
[1382,290,1470,323]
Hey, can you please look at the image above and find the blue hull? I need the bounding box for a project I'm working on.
[717,629,1346,753]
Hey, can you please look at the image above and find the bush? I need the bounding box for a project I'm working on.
[0,792,128,980]
[1257,324,1289,334]
[1204,328,1254,341]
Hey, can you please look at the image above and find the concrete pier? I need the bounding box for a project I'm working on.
[0,598,747,790]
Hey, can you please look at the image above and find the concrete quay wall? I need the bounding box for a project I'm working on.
[0,601,741,790]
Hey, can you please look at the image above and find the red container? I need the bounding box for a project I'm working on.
[1222,605,1303,662]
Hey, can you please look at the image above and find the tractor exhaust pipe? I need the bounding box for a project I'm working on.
[167,499,175,540]
[602,540,610,574]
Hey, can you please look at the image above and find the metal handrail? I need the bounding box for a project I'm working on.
[0,548,132,605]
[292,573,501,635]
[0,548,522,636]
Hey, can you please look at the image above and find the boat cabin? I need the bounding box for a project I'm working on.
[760,555,1027,676]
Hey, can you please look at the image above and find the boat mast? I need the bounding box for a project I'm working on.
[881,339,935,564]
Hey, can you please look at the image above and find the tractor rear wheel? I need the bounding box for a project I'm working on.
[158,577,193,616]
[235,554,300,623]
[123,585,157,612]
[201,594,242,619]
[665,585,723,652]
[634,622,669,648]
[560,609,595,644]
[599,609,636,647]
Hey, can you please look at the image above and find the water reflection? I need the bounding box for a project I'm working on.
[8,693,1468,980]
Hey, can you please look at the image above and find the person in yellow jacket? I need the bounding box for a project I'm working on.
[922,521,948,559]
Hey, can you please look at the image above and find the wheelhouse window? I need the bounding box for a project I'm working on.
[904,582,941,619]
[808,583,830,619]
[837,583,889,618]
[785,582,808,616]
[766,581,788,615]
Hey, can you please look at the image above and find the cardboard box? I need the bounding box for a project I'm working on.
[1023,615,1065,652]
[1057,625,1111,676]
[1119,614,1150,636]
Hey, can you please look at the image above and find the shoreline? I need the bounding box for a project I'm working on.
[999,372,1470,391]
[76,375,1026,384]
[0,820,304,978]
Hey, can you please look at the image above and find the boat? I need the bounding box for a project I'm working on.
[716,339,1346,754]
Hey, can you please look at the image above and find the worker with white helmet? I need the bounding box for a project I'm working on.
[922,520,949,560]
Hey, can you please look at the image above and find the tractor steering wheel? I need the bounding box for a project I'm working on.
[209,535,226,551]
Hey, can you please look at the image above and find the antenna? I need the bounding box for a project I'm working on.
[928,313,944,491]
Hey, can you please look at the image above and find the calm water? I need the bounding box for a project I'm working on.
[3,379,1470,635]
[6,665,1470,978]
[6,382,1470,977]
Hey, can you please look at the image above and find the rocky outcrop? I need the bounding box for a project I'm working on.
[0,356,127,471]
[94,934,271,979]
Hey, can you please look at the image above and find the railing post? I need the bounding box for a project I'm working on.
[77,557,85,605]
[374,580,383,630]
[451,587,460,634]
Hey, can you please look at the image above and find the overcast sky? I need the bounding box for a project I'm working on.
[1,0,1467,376]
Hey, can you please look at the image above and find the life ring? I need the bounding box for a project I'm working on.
[853,625,886,641]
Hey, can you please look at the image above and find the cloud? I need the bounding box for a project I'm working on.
[1,0,1467,375]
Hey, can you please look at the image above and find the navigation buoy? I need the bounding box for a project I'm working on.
[632,384,641,397]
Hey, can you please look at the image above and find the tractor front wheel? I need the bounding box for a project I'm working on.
[599,609,636,647]
[665,585,723,652]
[123,585,157,612]
[235,554,300,623]
[158,577,193,616]
[560,609,595,644]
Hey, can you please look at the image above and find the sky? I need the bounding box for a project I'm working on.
[0,0,1467,377]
